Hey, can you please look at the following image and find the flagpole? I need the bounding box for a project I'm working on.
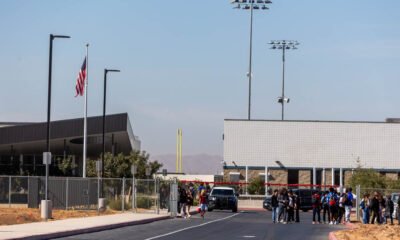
[83,43,89,178]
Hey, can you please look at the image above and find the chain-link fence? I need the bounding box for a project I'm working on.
[0,176,175,214]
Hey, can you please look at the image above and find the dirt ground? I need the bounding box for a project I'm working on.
[335,223,400,240]
[0,208,117,226]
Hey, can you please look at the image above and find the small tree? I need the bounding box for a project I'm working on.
[349,168,387,190]
[248,177,265,195]
[56,156,77,176]
[86,150,162,178]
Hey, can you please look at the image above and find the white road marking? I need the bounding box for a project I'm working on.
[242,236,256,238]
[144,213,240,240]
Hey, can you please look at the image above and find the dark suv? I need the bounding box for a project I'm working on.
[208,187,238,212]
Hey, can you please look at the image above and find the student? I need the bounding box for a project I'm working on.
[295,191,301,223]
[199,189,207,219]
[271,189,279,223]
[337,192,347,224]
[370,192,380,224]
[328,189,338,224]
[278,188,288,224]
[344,188,353,223]
[311,190,321,224]
[287,190,295,223]
[360,194,370,224]
[385,195,394,225]
[179,185,188,218]
[321,191,330,224]
[397,196,400,225]
[186,187,194,218]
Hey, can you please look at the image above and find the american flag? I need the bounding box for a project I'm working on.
[75,57,87,97]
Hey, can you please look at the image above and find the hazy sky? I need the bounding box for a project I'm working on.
[1,0,399,157]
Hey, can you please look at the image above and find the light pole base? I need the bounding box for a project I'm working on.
[40,200,52,220]
[98,198,106,212]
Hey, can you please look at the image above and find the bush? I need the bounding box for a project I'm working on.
[248,177,265,195]
[108,198,132,211]
[136,196,153,209]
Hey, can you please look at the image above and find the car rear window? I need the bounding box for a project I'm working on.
[212,189,234,196]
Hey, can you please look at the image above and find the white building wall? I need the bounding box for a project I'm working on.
[224,120,400,169]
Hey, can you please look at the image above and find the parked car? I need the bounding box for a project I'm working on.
[208,187,238,212]
[292,189,313,212]
[263,195,272,210]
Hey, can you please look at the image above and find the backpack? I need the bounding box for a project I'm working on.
[329,198,336,206]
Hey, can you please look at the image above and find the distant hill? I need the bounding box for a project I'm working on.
[151,154,223,175]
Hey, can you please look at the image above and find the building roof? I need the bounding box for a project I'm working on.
[0,113,138,156]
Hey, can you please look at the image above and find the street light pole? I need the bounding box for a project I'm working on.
[44,33,70,220]
[269,40,299,120]
[230,0,272,120]
[102,69,120,180]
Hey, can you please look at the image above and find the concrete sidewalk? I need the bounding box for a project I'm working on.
[0,212,171,240]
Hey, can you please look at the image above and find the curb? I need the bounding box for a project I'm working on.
[328,221,357,240]
[10,215,171,240]
[328,231,338,240]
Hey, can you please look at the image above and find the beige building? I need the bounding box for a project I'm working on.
[223,119,400,189]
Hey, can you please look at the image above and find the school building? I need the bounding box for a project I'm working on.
[222,119,400,188]
[0,113,140,176]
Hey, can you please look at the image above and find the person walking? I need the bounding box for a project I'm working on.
[179,185,188,218]
[312,190,321,224]
[344,188,353,223]
[271,189,279,223]
[199,189,207,219]
[370,192,380,224]
[360,194,370,224]
[186,187,194,218]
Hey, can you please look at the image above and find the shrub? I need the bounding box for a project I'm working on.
[108,198,132,211]
[136,196,153,209]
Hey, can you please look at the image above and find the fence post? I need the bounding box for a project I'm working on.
[66,177,69,210]
[356,184,361,222]
[8,176,11,207]
[132,176,136,213]
[122,177,125,212]
[156,178,160,214]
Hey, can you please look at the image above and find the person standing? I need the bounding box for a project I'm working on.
[360,194,370,224]
[312,190,321,224]
[186,187,194,218]
[370,192,380,224]
[295,191,301,222]
[337,192,346,224]
[271,189,279,223]
[344,188,354,223]
[287,190,295,223]
[278,188,288,224]
[385,195,394,225]
[321,191,330,224]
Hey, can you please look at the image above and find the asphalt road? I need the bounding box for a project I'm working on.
[56,210,345,240]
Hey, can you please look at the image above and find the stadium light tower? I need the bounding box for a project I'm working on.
[269,40,299,120]
[230,0,272,120]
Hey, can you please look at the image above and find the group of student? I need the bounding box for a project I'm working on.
[311,187,354,225]
[178,183,209,219]
[359,192,398,225]
[270,188,301,224]
[270,187,354,225]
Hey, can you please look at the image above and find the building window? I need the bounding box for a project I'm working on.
[288,169,299,185]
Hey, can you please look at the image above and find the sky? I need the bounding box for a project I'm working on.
[1,0,399,158]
